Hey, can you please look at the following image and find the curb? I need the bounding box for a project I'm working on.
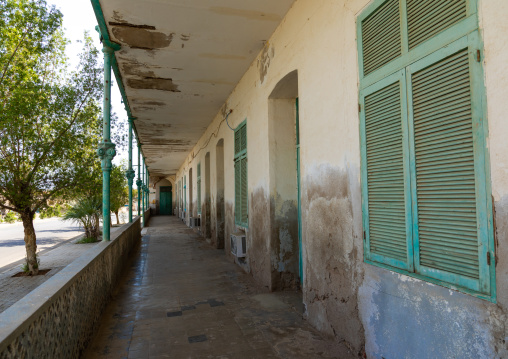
[0,232,85,275]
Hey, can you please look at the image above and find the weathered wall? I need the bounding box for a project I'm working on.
[171,0,508,357]
[0,218,142,358]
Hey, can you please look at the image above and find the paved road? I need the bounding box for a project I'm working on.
[0,218,84,269]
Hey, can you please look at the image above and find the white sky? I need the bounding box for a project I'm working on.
[47,0,141,169]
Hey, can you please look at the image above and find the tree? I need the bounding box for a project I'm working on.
[0,0,103,274]
[110,164,128,225]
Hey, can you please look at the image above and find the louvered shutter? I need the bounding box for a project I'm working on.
[235,129,241,155]
[241,157,248,225]
[241,125,247,153]
[408,39,489,293]
[361,0,401,76]
[361,70,412,270]
[235,160,241,224]
[407,0,467,49]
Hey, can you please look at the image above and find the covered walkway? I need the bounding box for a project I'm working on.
[83,216,353,359]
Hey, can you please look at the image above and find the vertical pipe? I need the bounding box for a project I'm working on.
[136,143,142,217]
[97,45,115,242]
[126,117,135,223]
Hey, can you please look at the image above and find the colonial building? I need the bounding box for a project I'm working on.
[93,0,508,356]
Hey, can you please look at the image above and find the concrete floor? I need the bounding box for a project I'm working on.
[83,216,354,359]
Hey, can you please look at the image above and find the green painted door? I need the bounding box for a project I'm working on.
[160,186,172,215]
[296,98,302,282]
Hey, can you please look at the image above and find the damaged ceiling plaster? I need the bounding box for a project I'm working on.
[100,0,295,176]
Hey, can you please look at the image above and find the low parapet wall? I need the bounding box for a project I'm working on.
[144,208,151,226]
[0,217,142,358]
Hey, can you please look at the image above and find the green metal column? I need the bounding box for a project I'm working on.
[97,45,116,242]
[136,143,142,217]
[125,117,136,223]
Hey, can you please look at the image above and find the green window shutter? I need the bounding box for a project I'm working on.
[241,124,247,152]
[408,36,491,293]
[235,128,241,156]
[361,70,412,270]
[241,157,248,225]
[235,160,241,224]
[361,0,401,76]
[407,0,467,49]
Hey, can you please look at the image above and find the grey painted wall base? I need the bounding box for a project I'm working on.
[0,217,142,358]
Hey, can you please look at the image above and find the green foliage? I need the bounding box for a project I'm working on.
[63,196,101,240]
[39,203,66,218]
[75,236,98,244]
[110,164,128,220]
[4,211,16,223]
[0,0,104,217]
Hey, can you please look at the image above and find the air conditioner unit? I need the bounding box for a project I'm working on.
[230,233,246,258]
[189,217,200,228]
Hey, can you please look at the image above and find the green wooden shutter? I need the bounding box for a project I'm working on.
[408,37,489,293]
[241,157,248,225]
[361,0,401,76]
[241,124,247,152]
[235,160,241,224]
[407,0,467,49]
[361,70,412,270]
[235,128,241,155]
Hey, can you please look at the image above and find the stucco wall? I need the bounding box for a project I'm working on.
[174,0,508,357]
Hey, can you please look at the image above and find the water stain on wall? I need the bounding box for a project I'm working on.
[270,194,299,291]
[249,188,272,289]
[302,164,365,354]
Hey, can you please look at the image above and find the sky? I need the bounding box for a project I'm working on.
[47,0,138,168]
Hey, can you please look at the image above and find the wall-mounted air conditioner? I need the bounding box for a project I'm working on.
[230,233,246,258]
[189,217,200,228]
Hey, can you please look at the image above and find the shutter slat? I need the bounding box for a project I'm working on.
[407,0,467,49]
[413,49,479,280]
[235,161,241,223]
[362,0,401,75]
[241,157,248,224]
[365,81,407,263]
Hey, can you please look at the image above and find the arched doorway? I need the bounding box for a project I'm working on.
[215,139,225,249]
[268,70,302,290]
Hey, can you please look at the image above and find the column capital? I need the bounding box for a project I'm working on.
[97,142,116,171]
[125,169,136,180]
[136,179,143,187]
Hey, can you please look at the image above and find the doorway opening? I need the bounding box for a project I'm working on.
[205,152,211,239]
[216,139,225,249]
[268,70,302,291]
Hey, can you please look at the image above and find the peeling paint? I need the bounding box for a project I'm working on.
[127,77,180,92]
[258,44,275,84]
[112,26,174,49]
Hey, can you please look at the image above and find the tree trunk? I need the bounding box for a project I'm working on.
[115,211,120,225]
[21,210,38,275]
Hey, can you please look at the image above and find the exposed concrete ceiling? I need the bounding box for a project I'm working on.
[98,0,295,176]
